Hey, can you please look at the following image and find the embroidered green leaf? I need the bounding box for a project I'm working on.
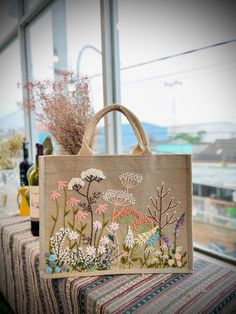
[75,228,83,235]
[103,220,109,228]
[120,256,126,265]
[81,223,87,231]
[50,215,56,222]
[108,234,114,242]
[68,222,73,229]
[182,251,187,258]
[64,210,70,216]
[122,244,129,252]
[132,257,139,262]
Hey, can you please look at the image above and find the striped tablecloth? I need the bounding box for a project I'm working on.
[0,215,235,314]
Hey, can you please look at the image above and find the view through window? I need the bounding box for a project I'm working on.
[118,0,236,260]
[0,39,24,212]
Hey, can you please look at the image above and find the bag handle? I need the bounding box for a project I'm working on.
[78,104,152,156]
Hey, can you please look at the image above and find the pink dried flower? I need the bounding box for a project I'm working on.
[67,197,80,207]
[95,204,107,214]
[50,191,61,201]
[75,210,88,221]
[21,72,94,155]
[58,180,67,190]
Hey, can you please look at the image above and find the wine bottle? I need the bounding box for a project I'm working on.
[19,140,33,186]
[29,143,43,236]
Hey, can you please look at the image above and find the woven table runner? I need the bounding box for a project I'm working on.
[0,215,235,313]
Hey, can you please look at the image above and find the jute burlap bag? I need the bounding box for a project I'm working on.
[39,104,193,278]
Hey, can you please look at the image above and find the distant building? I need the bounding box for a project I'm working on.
[95,123,168,153]
[195,138,236,162]
[169,122,236,143]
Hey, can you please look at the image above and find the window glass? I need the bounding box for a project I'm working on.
[25,7,54,151]
[26,0,104,154]
[65,0,104,153]
[0,39,24,212]
[0,0,18,42]
[118,0,236,260]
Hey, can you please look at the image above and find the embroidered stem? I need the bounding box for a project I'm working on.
[96,213,105,252]
[72,207,75,230]
[63,188,67,228]
[79,222,82,247]
[50,199,59,238]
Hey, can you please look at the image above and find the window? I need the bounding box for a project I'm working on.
[65,0,104,153]
[0,39,24,210]
[117,0,236,260]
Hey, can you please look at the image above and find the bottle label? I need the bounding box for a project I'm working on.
[30,186,39,221]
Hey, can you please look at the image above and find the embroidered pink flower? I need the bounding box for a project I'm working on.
[67,197,80,207]
[58,180,67,190]
[95,204,107,214]
[75,210,88,221]
[50,191,61,201]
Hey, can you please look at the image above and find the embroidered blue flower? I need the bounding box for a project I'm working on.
[50,261,56,267]
[49,254,57,262]
[146,230,159,246]
[46,266,52,274]
[55,266,61,273]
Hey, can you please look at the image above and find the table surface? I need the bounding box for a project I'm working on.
[0,213,236,314]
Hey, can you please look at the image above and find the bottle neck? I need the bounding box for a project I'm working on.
[23,142,29,160]
[35,155,39,168]
[23,149,29,160]
[35,144,44,169]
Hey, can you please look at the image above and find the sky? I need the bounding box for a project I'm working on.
[0,0,236,129]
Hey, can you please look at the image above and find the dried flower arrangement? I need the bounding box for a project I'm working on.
[22,72,94,154]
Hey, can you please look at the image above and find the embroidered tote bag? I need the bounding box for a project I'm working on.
[39,104,193,278]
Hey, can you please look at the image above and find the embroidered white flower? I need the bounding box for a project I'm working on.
[86,245,96,257]
[68,177,85,190]
[68,230,78,241]
[161,254,169,261]
[159,242,168,252]
[144,245,155,254]
[100,236,110,245]
[109,222,119,233]
[176,246,183,253]
[148,257,160,265]
[93,220,102,230]
[124,226,135,249]
[119,172,143,189]
[81,168,106,180]
[50,228,70,258]
[103,189,135,206]
[98,245,106,254]
[153,249,162,257]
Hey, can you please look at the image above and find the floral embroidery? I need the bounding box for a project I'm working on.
[95,204,107,214]
[68,177,85,190]
[75,210,88,221]
[58,180,67,190]
[81,168,106,181]
[103,189,135,207]
[119,172,143,190]
[46,170,187,273]
[67,197,80,207]
[124,226,135,249]
[50,191,61,201]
